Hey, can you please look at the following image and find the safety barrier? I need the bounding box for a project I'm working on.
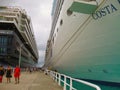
[46,70,101,90]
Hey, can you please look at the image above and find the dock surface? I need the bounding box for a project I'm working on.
[0,71,62,90]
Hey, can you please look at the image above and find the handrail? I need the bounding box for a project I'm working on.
[46,70,101,90]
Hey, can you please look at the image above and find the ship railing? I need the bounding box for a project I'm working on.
[46,70,101,90]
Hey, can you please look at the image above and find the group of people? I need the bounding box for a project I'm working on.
[0,65,20,84]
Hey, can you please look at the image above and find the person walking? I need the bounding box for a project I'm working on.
[0,65,4,83]
[14,65,20,84]
[6,66,12,83]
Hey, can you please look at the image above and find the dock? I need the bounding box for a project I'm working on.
[0,71,63,90]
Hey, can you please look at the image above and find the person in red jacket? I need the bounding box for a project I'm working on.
[0,65,4,83]
[14,65,20,84]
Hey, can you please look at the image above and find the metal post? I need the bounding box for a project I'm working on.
[70,77,73,90]
[58,74,61,86]
[55,73,57,82]
[18,42,28,68]
[64,75,66,90]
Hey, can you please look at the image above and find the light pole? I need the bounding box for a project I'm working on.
[19,42,28,68]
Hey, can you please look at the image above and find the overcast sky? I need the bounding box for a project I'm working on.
[0,0,53,67]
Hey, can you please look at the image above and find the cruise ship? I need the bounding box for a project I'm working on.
[44,0,120,89]
[0,6,39,67]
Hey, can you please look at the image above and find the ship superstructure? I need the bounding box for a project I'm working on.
[0,6,39,67]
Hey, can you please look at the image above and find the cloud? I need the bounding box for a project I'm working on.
[37,43,46,51]
[17,0,53,67]
[39,50,45,57]
[37,50,45,67]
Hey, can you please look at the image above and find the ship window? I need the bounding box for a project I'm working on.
[60,19,63,26]
[3,48,7,54]
[7,36,13,45]
[0,48,7,54]
[0,36,8,46]
[67,10,73,16]
[3,37,7,45]
[7,48,11,54]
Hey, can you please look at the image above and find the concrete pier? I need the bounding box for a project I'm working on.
[0,71,63,90]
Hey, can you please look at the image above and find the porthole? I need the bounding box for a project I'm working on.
[60,19,63,26]
[67,9,73,16]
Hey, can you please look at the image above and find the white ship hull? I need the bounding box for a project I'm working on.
[45,0,120,83]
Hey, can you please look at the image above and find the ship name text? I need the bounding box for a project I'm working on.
[92,1,120,20]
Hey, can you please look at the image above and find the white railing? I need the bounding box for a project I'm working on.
[46,70,101,90]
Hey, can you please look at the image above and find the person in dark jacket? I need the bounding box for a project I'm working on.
[6,66,12,83]
[0,65,4,83]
